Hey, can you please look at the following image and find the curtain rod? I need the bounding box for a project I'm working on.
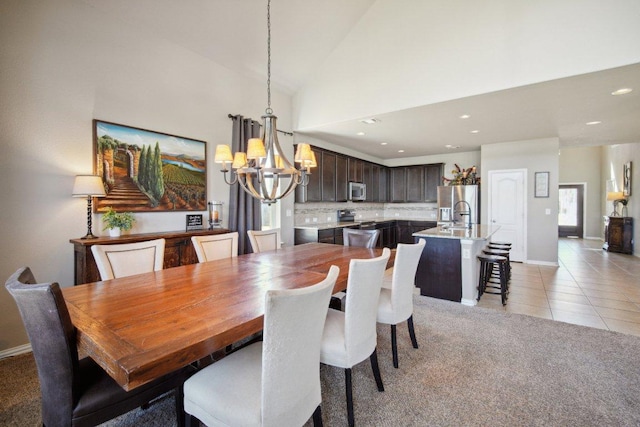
[228,114,293,136]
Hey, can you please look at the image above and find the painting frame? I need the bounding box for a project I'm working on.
[93,119,207,213]
[623,161,632,197]
[534,171,549,198]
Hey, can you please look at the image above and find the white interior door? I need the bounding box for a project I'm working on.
[488,169,527,262]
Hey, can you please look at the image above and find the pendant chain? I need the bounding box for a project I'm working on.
[266,0,272,115]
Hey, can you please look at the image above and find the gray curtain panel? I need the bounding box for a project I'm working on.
[228,115,262,255]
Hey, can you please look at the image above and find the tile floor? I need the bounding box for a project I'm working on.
[476,238,640,337]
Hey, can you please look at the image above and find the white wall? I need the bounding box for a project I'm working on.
[559,146,603,239]
[602,143,640,255]
[480,138,560,264]
[293,0,640,131]
[0,0,293,351]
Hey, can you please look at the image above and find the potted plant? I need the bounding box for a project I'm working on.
[102,207,136,237]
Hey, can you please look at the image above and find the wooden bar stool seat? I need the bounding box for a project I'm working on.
[477,254,509,305]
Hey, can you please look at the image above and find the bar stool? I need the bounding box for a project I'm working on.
[484,246,511,282]
[490,241,512,247]
[477,254,509,305]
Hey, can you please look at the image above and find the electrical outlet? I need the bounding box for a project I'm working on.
[312,217,318,222]
[327,217,331,222]
[286,209,292,217]
[545,208,551,215]
[395,213,400,217]
[462,249,471,259]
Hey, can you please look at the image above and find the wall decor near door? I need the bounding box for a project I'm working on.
[93,120,207,212]
[534,171,549,198]
[623,161,632,197]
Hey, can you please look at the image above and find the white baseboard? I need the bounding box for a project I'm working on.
[0,344,32,360]
[461,298,477,306]
[525,260,559,267]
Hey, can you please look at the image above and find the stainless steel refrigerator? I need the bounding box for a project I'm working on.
[437,185,480,225]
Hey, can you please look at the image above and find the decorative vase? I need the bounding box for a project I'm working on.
[108,228,121,237]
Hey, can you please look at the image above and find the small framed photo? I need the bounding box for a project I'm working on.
[623,161,632,197]
[186,214,204,231]
[534,172,549,198]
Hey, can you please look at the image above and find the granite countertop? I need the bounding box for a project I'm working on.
[294,217,437,230]
[413,224,500,240]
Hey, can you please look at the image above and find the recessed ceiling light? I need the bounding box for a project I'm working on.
[611,88,633,96]
[445,144,461,149]
[470,130,479,134]
[459,114,471,119]
[380,142,388,145]
[586,121,601,125]
[359,118,380,124]
[356,132,365,136]
[398,150,405,153]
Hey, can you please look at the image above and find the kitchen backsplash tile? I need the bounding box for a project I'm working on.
[294,202,437,224]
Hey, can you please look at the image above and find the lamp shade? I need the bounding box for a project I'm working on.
[214,145,233,163]
[72,175,106,197]
[232,152,248,169]
[606,191,625,201]
[246,138,266,159]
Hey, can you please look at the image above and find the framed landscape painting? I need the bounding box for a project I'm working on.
[93,120,207,212]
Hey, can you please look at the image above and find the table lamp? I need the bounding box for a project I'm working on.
[606,191,627,217]
[72,175,107,239]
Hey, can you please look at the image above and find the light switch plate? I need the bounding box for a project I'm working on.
[545,208,551,215]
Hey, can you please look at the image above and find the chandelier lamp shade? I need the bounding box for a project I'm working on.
[214,0,316,205]
[72,175,106,239]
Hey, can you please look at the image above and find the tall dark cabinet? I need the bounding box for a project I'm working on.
[603,216,633,254]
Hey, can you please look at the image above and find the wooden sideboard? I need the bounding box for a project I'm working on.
[603,216,633,254]
[70,229,230,285]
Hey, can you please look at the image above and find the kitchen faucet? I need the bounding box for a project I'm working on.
[454,200,473,228]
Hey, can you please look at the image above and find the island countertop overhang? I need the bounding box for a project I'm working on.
[413,224,500,241]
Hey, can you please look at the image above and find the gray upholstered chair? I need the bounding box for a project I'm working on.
[320,248,391,427]
[342,228,380,248]
[184,266,339,427]
[247,228,281,253]
[91,238,165,280]
[377,239,425,368]
[5,267,195,427]
[191,232,239,262]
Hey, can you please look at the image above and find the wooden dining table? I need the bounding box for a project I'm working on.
[62,242,392,391]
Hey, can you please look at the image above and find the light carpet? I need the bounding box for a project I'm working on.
[2,295,640,426]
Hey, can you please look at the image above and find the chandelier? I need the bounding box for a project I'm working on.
[214,0,316,205]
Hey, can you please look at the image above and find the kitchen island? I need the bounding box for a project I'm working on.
[413,224,500,305]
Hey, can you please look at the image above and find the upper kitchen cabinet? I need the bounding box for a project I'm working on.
[321,151,337,201]
[363,162,390,202]
[348,158,363,183]
[389,167,406,202]
[335,154,349,202]
[405,165,425,202]
[295,146,323,202]
[424,163,444,202]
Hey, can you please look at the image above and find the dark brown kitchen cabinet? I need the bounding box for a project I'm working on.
[396,220,437,244]
[424,163,444,202]
[363,162,382,202]
[295,146,322,202]
[321,151,337,201]
[405,166,425,202]
[294,226,357,245]
[336,154,349,201]
[377,166,389,202]
[389,167,406,202]
[348,158,363,183]
[603,216,633,254]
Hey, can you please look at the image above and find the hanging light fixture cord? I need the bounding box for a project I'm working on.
[266,0,272,115]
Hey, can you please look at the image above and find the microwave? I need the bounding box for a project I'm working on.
[348,182,366,201]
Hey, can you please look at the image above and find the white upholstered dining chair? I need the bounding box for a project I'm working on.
[91,238,165,280]
[247,228,281,253]
[183,265,339,427]
[377,239,425,368]
[191,232,239,262]
[320,248,391,427]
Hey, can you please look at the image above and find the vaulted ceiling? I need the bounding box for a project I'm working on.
[82,0,640,159]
